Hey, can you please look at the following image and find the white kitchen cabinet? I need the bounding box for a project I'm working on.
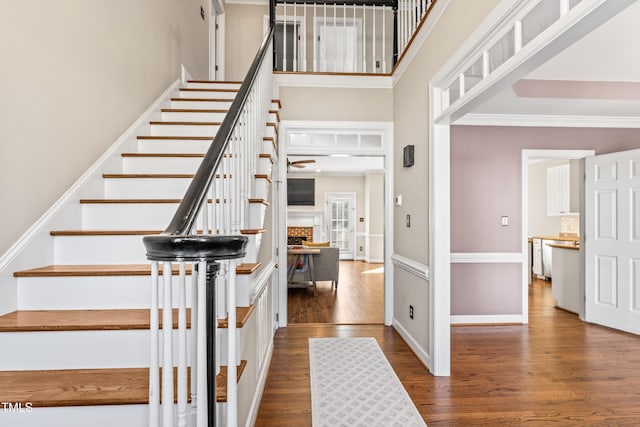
[532,238,543,277]
[547,164,570,215]
[551,246,581,313]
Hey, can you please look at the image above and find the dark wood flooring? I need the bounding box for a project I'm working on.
[256,276,640,425]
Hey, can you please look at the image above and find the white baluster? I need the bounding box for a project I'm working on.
[149,261,160,427]
[323,4,327,71]
[302,4,307,71]
[382,6,386,73]
[226,259,238,427]
[353,3,357,72]
[333,3,337,72]
[196,261,207,427]
[177,262,188,427]
[190,264,198,420]
[293,3,297,71]
[283,2,288,71]
[343,3,347,72]
[313,3,318,71]
[162,261,174,426]
[362,4,366,72]
[372,5,376,73]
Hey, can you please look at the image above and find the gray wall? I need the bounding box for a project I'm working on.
[0,0,211,255]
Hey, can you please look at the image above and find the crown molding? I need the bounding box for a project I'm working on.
[454,113,640,128]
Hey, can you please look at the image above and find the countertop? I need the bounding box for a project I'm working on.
[530,235,579,242]
[548,242,580,250]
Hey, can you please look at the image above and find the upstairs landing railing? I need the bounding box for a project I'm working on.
[143,27,275,427]
[271,0,435,74]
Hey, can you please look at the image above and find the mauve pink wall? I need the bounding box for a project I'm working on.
[450,125,640,317]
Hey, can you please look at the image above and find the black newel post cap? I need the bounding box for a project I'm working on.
[143,234,248,262]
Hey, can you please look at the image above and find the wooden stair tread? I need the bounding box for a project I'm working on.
[161,108,229,113]
[171,97,235,102]
[0,361,247,406]
[136,135,213,140]
[14,263,258,277]
[121,152,205,158]
[248,199,269,206]
[0,309,187,332]
[269,109,280,123]
[103,174,195,179]
[259,153,275,164]
[0,306,253,332]
[272,99,282,109]
[148,121,222,126]
[254,174,273,183]
[50,230,161,236]
[236,263,261,275]
[187,80,242,84]
[179,88,239,93]
[263,136,277,150]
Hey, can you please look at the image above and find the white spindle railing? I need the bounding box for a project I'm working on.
[145,36,274,427]
[275,1,416,74]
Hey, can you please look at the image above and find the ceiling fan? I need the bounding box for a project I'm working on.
[287,158,316,171]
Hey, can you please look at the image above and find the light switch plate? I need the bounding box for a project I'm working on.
[501,216,509,226]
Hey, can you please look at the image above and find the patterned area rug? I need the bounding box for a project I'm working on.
[309,337,427,427]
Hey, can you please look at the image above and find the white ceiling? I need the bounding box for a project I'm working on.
[468,1,640,118]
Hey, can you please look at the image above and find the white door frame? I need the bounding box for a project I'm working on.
[210,0,225,80]
[276,120,394,327]
[429,0,632,376]
[521,149,594,321]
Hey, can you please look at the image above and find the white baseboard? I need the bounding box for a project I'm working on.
[0,79,181,315]
[450,314,524,325]
[245,332,275,427]
[366,258,384,264]
[392,318,431,372]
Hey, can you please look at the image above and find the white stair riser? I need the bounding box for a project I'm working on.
[137,139,211,153]
[253,179,271,200]
[104,178,193,199]
[178,90,237,99]
[17,275,193,310]
[265,126,277,139]
[150,124,219,137]
[268,112,278,123]
[0,405,148,427]
[236,274,255,307]
[248,204,267,230]
[53,235,149,264]
[262,140,276,156]
[218,329,243,366]
[82,203,179,229]
[240,234,262,264]
[122,156,202,174]
[162,111,228,122]
[258,157,274,175]
[186,82,241,90]
[171,100,233,109]
[0,330,191,370]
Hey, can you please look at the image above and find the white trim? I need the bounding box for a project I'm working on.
[391,0,452,86]
[434,0,636,124]
[391,254,429,281]
[181,66,192,86]
[450,314,524,325]
[244,332,275,427]
[455,113,640,128]
[383,123,394,326]
[0,79,180,315]
[392,319,430,368]
[450,252,523,263]
[274,72,392,89]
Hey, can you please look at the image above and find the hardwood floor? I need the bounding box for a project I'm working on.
[287,261,383,324]
[257,277,640,425]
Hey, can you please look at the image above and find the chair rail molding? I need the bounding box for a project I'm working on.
[391,253,429,281]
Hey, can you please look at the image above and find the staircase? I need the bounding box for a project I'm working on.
[0,80,280,426]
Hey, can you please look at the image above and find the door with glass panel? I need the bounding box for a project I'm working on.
[326,192,356,259]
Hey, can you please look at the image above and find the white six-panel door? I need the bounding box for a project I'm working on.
[585,149,640,335]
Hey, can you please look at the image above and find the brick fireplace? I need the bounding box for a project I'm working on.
[287,226,313,245]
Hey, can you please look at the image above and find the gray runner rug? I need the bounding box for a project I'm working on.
[309,337,427,427]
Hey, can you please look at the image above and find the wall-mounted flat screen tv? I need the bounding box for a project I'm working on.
[287,178,315,206]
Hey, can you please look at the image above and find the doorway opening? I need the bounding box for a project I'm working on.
[522,149,594,321]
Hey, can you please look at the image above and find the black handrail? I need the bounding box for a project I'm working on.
[162,27,275,236]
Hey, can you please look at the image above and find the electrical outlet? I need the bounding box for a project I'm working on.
[409,305,414,319]
[359,246,363,251]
